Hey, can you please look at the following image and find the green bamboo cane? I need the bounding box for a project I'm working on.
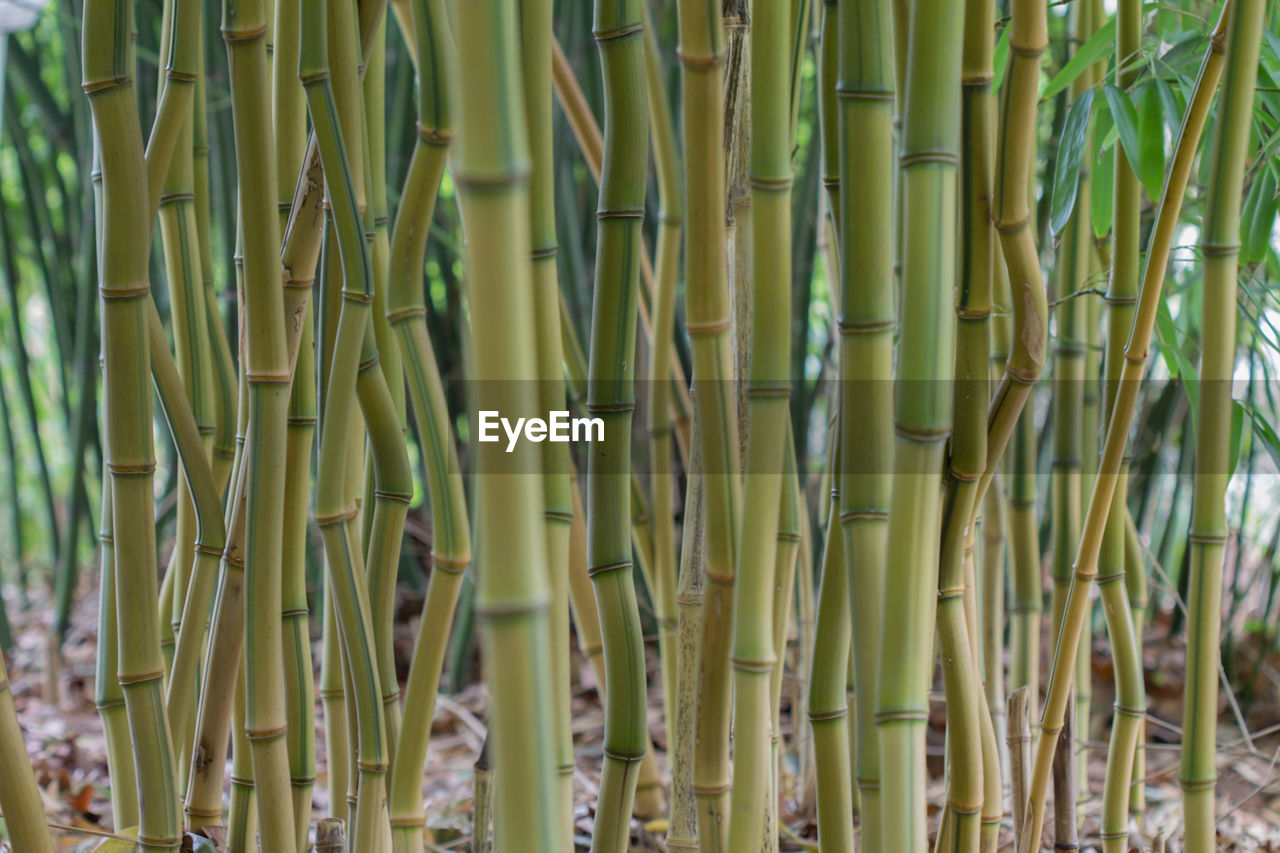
[818,0,838,232]
[383,4,476,851]
[228,655,258,853]
[301,0,395,843]
[835,0,895,848]
[584,0,650,846]
[726,0,792,842]
[808,479,856,853]
[220,0,296,839]
[674,0,743,843]
[516,0,576,836]
[94,483,140,830]
[272,0,315,842]
[0,652,54,851]
[1017,7,1232,846]
[453,0,558,847]
[1125,507,1147,816]
[83,0,183,845]
[1182,0,1262,843]
[666,421,703,853]
[875,0,961,848]
[934,0,998,843]
[1096,0,1146,846]
[641,0,682,750]
[766,439,802,852]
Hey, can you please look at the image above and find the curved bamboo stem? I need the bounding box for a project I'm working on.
[0,643,56,850]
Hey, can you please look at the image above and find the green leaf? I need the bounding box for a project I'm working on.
[993,26,1011,91]
[1137,83,1167,200]
[1042,17,1116,100]
[1050,89,1096,236]
[1156,78,1184,142]
[1228,400,1248,477]
[1154,298,1199,427]
[1242,168,1277,264]
[1102,84,1145,189]
[1091,107,1115,238]
[1247,403,1280,473]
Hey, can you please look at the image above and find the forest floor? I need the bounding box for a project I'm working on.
[4,574,1280,851]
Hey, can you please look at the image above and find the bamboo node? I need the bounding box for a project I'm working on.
[1097,831,1130,841]
[1113,703,1144,719]
[1187,530,1228,545]
[221,23,269,43]
[137,834,183,849]
[229,774,255,787]
[246,725,288,742]
[94,698,125,710]
[416,125,454,146]
[159,190,196,205]
[776,531,801,543]
[82,74,131,95]
[601,745,645,762]
[586,401,635,414]
[389,818,427,828]
[106,461,157,476]
[282,607,309,618]
[1053,844,1080,851]
[315,507,359,527]
[1010,42,1048,59]
[543,510,573,524]
[731,656,776,673]
[116,668,165,686]
[99,283,151,300]
[386,306,427,323]
[1103,293,1138,306]
[841,510,889,522]
[341,288,374,304]
[593,21,643,42]
[948,465,982,483]
[948,802,983,816]
[287,415,319,427]
[454,168,532,191]
[962,73,995,86]
[1179,776,1216,791]
[432,552,471,574]
[821,177,840,189]
[854,777,881,790]
[597,207,646,220]
[358,354,382,372]
[838,317,896,335]
[374,489,413,505]
[194,543,223,557]
[749,174,794,192]
[994,213,1031,234]
[686,318,732,336]
[836,87,895,102]
[477,596,552,620]
[900,149,960,167]
[745,384,791,399]
[893,424,951,444]
[357,760,390,773]
[291,775,317,786]
[587,558,633,578]
[1201,241,1241,257]
[675,48,726,68]
[1096,571,1125,586]
[937,586,966,602]
[807,708,848,722]
[874,709,929,723]
[691,783,732,795]
[245,370,291,384]
[530,244,559,260]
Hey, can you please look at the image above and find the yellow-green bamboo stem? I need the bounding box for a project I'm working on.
[1125,509,1147,816]
[516,0,576,837]
[585,0,650,847]
[1182,0,1261,844]
[302,0,392,842]
[809,487,855,853]
[383,3,474,851]
[642,0,682,749]
[222,0,295,839]
[1017,7,1232,846]
[766,443,802,852]
[675,0,743,843]
[227,656,257,853]
[453,0,558,847]
[84,0,183,844]
[0,646,55,850]
[726,0,792,843]
[836,0,895,849]
[875,0,961,848]
[666,428,704,853]
[321,589,350,820]
[95,485,139,830]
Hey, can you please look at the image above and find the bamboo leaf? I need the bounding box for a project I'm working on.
[1241,168,1277,264]
[993,26,1011,92]
[1246,403,1280,473]
[1049,88,1095,236]
[1042,17,1116,100]
[1228,400,1247,477]
[1102,84,1146,192]
[1154,298,1198,426]
[1091,106,1114,238]
[1136,83,1166,200]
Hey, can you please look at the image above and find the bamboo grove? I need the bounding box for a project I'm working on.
[0,0,1279,850]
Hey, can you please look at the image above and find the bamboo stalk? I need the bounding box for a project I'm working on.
[766,441,802,852]
[1182,0,1261,844]
[875,0,961,848]
[726,0,792,843]
[1017,7,1233,846]
[83,0,184,844]
[837,0,896,849]
[0,641,55,850]
[452,0,558,848]
[585,1,651,846]
[384,2,474,850]
[673,0,743,843]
